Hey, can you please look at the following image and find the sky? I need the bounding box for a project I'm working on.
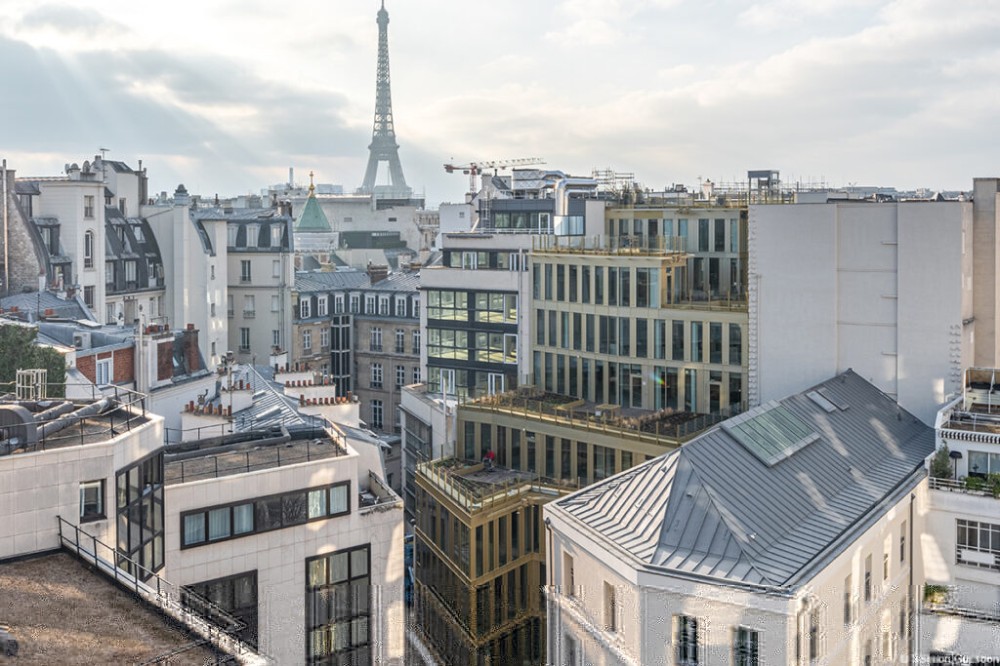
[1,0,999,206]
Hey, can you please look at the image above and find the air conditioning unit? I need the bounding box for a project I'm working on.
[72,332,91,349]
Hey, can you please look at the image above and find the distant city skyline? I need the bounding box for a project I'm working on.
[1,0,997,204]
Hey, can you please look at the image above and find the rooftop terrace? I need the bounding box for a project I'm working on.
[164,426,349,485]
[0,387,150,456]
[417,457,574,513]
[0,552,219,665]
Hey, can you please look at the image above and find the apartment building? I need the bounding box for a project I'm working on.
[0,365,405,665]
[219,209,295,361]
[922,368,1000,661]
[530,198,747,416]
[352,267,420,434]
[14,157,166,327]
[291,269,369,381]
[145,184,230,369]
[545,371,933,665]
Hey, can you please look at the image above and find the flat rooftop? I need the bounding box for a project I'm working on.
[165,430,348,485]
[0,552,217,664]
[0,397,150,456]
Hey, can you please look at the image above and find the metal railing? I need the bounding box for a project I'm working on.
[417,459,580,513]
[56,516,269,665]
[165,437,347,484]
[0,382,148,455]
[462,392,739,447]
[533,234,688,256]
[928,476,1000,499]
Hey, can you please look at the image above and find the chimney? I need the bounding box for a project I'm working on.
[367,263,389,284]
[182,327,202,373]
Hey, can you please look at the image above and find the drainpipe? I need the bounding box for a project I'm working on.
[2,158,8,297]
[908,491,915,665]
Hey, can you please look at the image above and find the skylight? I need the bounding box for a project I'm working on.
[722,402,819,467]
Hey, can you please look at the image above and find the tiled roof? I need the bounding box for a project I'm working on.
[553,370,935,589]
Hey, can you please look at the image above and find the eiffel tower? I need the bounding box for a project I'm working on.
[360,1,410,197]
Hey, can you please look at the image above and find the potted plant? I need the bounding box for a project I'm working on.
[929,445,953,479]
[923,584,948,605]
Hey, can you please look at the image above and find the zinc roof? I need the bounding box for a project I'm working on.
[552,370,934,589]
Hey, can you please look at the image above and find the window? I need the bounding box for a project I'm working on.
[371,363,383,388]
[809,607,821,660]
[181,482,349,548]
[564,633,578,665]
[370,327,383,352]
[95,358,112,385]
[379,296,389,316]
[864,554,872,601]
[243,295,255,318]
[412,330,421,354]
[240,259,251,282]
[302,329,312,351]
[675,615,699,665]
[210,264,215,280]
[300,298,311,319]
[957,518,1000,570]
[115,452,164,580]
[210,302,216,317]
[80,480,105,521]
[84,230,95,268]
[395,329,405,354]
[317,296,328,317]
[843,574,853,624]
[272,330,281,348]
[240,327,251,351]
[412,367,420,384]
[84,195,95,218]
[245,223,258,247]
[371,400,384,429]
[395,298,406,317]
[350,295,360,313]
[83,286,95,309]
[228,295,234,317]
[365,295,376,314]
[334,294,344,313]
[227,224,238,246]
[396,365,405,387]
[603,582,617,633]
[183,571,258,648]
[271,225,282,247]
[563,553,574,597]
[306,545,371,664]
[272,259,280,278]
[733,627,759,666]
[901,521,907,562]
[125,260,137,283]
[271,295,280,312]
[320,328,330,349]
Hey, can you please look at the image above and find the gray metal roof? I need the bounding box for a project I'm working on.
[552,370,935,589]
[295,270,370,293]
[367,270,419,293]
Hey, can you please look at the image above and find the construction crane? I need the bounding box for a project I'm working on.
[443,158,545,194]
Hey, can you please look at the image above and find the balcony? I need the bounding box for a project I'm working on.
[395,345,406,354]
[370,344,383,352]
[532,234,688,257]
[243,310,255,319]
[921,587,1000,659]
[929,476,1000,500]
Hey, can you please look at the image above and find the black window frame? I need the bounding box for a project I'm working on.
[181,481,351,549]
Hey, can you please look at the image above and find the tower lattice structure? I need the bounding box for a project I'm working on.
[360,1,409,196]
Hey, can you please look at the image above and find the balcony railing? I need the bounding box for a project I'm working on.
[371,344,383,352]
[243,310,255,319]
[929,476,1000,499]
[417,458,579,513]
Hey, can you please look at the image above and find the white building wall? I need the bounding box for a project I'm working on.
[0,412,163,559]
[751,201,971,425]
[547,479,920,666]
